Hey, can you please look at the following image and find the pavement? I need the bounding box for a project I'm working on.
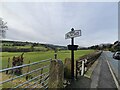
[66,52,119,89]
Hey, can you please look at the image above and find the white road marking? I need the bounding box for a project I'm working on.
[107,60,120,90]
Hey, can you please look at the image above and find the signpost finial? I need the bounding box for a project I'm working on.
[71,28,74,31]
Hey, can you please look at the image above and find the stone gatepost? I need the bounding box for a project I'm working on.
[64,58,71,79]
[48,60,64,88]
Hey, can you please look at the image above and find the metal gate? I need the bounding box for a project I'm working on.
[0,59,51,89]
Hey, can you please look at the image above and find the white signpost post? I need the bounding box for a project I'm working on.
[65,28,81,80]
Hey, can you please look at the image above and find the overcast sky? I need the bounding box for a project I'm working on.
[0,2,118,47]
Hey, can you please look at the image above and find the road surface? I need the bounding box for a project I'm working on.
[91,51,119,89]
[104,51,120,83]
[66,51,120,89]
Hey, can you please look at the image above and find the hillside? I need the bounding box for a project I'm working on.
[88,41,120,51]
[1,40,67,52]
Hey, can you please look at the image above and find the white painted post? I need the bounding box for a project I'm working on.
[85,59,87,72]
[81,60,84,76]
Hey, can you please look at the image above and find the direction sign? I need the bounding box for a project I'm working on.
[65,30,81,39]
[68,45,78,50]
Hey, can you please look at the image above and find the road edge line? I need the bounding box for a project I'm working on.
[107,60,120,89]
[90,57,102,88]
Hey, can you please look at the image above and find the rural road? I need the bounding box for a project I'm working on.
[66,51,120,89]
[91,51,119,89]
[104,51,120,83]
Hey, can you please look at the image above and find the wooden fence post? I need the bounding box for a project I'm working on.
[48,60,64,88]
[26,60,30,80]
[81,60,85,76]
[6,58,10,74]
[40,68,43,84]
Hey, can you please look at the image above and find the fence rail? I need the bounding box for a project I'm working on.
[1,58,52,88]
[76,51,102,79]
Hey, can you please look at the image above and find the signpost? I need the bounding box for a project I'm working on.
[65,28,81,80]
[65,29,81,39]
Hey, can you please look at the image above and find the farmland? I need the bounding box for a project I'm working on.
[1,50,95,88]
[1,40,67,52]
[1,40,95,88]
[1,50,94,69]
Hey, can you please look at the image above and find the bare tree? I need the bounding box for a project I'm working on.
[0,18,8,38]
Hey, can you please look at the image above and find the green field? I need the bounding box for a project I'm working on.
[1,50,94,88]
[1,50,94,69]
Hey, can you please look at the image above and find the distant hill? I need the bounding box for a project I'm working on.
[1,40,67,52]
[88,41,120,51]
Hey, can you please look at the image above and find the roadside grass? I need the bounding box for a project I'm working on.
[1,73,43,88]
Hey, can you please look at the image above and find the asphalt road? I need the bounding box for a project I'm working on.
[91,51,119,89]
[66,51,120,89]
[104,51,120,83]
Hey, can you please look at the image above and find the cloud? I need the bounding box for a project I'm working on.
[0,2,118,46]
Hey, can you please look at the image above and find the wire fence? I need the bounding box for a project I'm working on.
[0,59,52,89]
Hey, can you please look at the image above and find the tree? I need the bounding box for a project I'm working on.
[0,18,8,38]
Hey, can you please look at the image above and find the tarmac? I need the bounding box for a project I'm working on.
[66,52,118,89]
